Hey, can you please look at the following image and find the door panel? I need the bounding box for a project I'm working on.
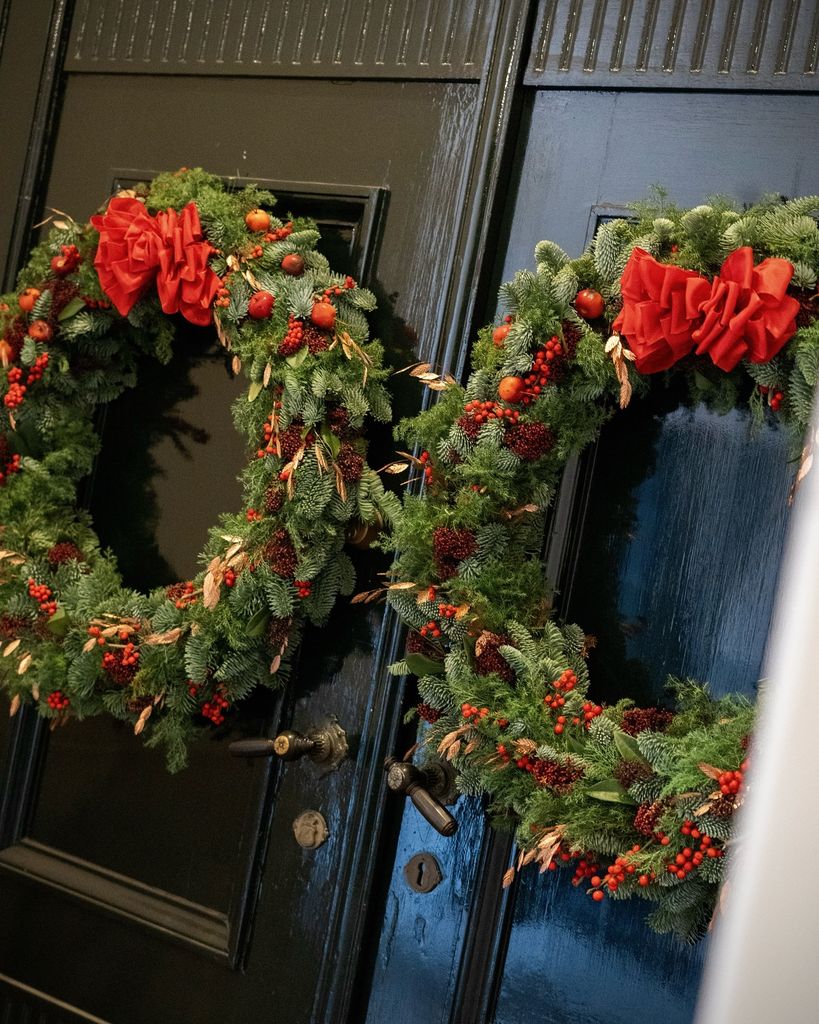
[363,87,819,1024]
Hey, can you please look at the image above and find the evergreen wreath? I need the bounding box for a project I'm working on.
[0,168,399,770]
[384,194,819,939]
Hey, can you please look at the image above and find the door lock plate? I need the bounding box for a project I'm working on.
[404,852,443,893]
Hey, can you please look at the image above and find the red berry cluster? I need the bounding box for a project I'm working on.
[27,577,57,616]
[87,625,105,647]
[666,822,722,880]
[295,579,312,599]
[246,507,262,522]
[47,690,70,710]
[461,398,521,431]
[718,761,748,795]
[214,278,232,308]
[571,854,602,885]
[420,620,442,638]
[543,668,577,710]
[50,244,82,277]
[5,367,26,409]
[588,845,644,901]
[167,581,197,609]
[264,221,294,243]
[279,315,305,356]
[223,568,236,588]
[438,603,459,619]
[496,742,511,763]
[759,385,784,411]
[419,450,434,484]
[0,449,21,485]
[26,352,49,384]
[102,643,140,685]
[201,690,230,725]
[462,702,489,725]
[83,296,111,310]
[520,336,566,404]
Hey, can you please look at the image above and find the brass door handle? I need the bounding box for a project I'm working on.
[229,716,348,772]
[384,756,458,837]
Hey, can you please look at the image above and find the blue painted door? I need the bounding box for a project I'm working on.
[364,87,819,1024]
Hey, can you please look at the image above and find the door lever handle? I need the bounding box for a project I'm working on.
[384,756,458,837]
[229,716,348,772]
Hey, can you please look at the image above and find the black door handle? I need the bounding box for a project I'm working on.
[229,716,348,771]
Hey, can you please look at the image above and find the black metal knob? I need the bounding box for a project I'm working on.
[229,716,348,772]
[384,756,458,837]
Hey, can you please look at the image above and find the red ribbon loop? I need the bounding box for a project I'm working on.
[91,198,220,326]
[613,246,799,374]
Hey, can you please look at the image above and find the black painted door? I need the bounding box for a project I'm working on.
[360,14,819,1024]
[0,3,531,1022]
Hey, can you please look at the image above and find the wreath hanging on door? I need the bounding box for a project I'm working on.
[0,168,398,770]
[384,194,819,938]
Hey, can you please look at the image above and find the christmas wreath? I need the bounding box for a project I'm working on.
[385,194,819,938]
[0,168,398,770]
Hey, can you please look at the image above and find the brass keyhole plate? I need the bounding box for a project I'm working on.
[292,810,329,849]
[404,851,443,893]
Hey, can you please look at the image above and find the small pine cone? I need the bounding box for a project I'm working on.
[793,289,819,329]
[633,800,665,836]
[560,320,582,359]
[266,616,290,653]
[327,407,350,435]
[47,541,85,565]
[530,757,585,793]
[621,707,674,736]
[303,323,330,354]
[708,795,737,818]
[417,702,442,724]
[125,696,152,714]
[264,485,284,515]
[474,631,516,684]
[337,442,364,482]
[457,413,481,441]
[432,526,477,580]
[0,613,32,639]
[503,422,555,461]
[614,759,654,790]
[280,421,306,462]
[264,529,298,578]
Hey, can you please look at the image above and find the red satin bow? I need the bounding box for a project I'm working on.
[613,246,799,374]
[91,197,220,326]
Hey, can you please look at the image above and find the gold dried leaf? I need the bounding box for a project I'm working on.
[9,694,20,717]
[388,581,417,591]
[463,738,480,756]
[270,654,282,675]
[263,362,272,388]
[454,604,471,620]
[225,541,243,560]
[513,738,538,756]
[203,572,221,610]
[232,354,242,375]
[3,638,21,657]
[17,653,32,674]
[445,740,461,761]
[31,683,39,700]
[407,362,433,377]
[82,637,99,654]
[9,412,16,430]
[699,762,725,781]
[379,461,410,475]
[351,588,385,605]
[502,867,516,888]
[143,628,183,645]
[226,255,241,271]
[426,380,451,391]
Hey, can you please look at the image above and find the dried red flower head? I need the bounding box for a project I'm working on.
[432,526,477,579]
[503,422,555,461]
[417,702,442,724]
[530,757,585,793]
[47,541,85,566]
[264,529,298,578]
[474,631,516,684]
[264,485,284,515]
[633,801,665,836]
[620,707,674,736]
[337,442,364,482]
[614,759,654,789]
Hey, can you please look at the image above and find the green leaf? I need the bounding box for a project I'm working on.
[57,297,86,322]
[46,606,69,637]
[247,381,263,403]
[405,652,445,677]
[286,347,309,368]
[245,607,270,638]
[566,734,587,755]
[584,778,637,805]
[320,426,341,458]
[613,728,649,763]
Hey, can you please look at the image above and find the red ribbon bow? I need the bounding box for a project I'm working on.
[91,197,220,326]
[613,246,799,374]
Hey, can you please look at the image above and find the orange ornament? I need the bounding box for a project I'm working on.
[498,376,526,403]
[492,324,511,347]
[574,288,605,319]
[311,301,336,331]
[18,288,40,313]
[27,320,52,342]
[245,209,271,233]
